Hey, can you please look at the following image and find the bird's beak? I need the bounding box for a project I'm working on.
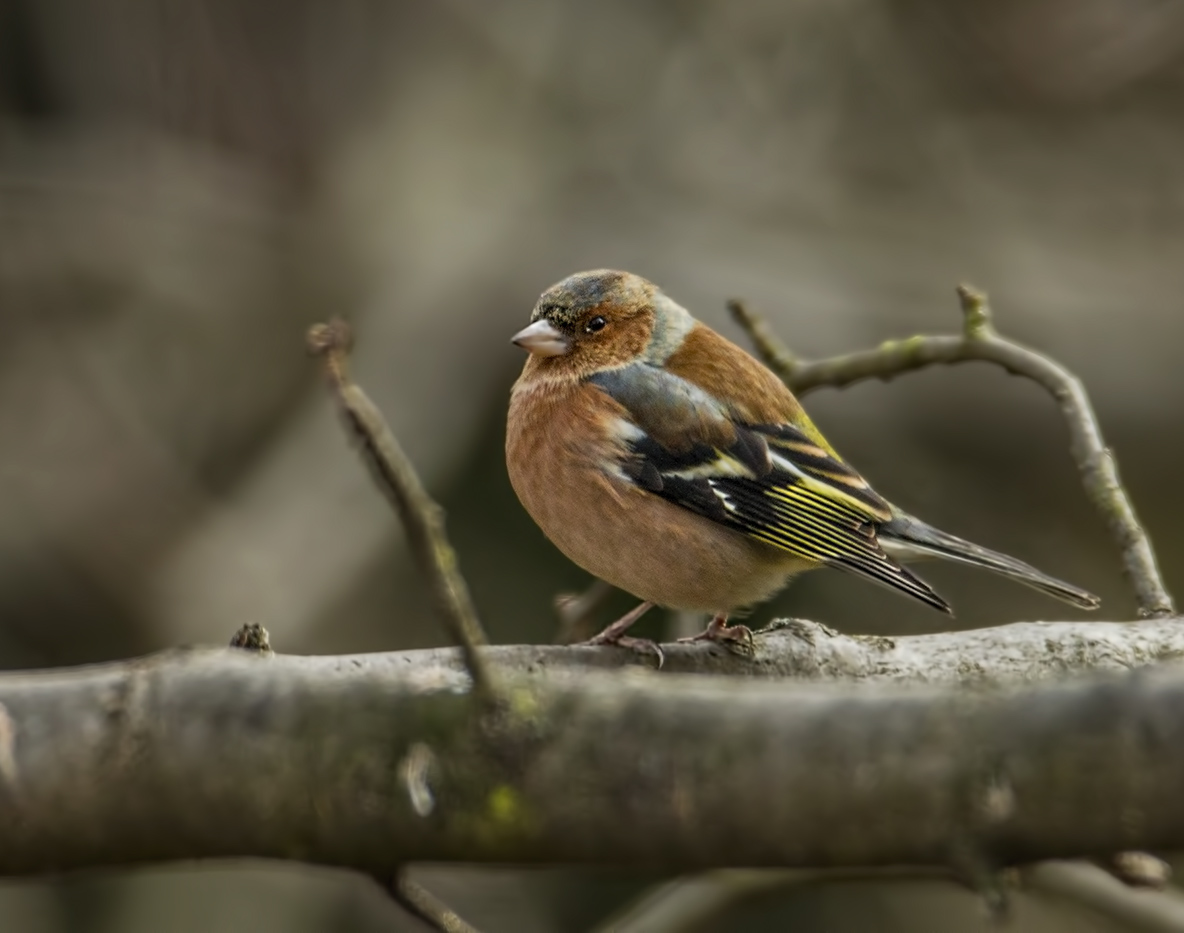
[511,319,569,357]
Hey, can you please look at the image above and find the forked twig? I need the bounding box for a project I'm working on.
[307,318,497,702]
[729,285,1174,618]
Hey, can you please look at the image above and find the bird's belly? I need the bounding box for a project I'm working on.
[582,518,799,611]
[513,462,803,612]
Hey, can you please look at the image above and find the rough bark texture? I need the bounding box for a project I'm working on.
[418,616,1184,683]
[0,616,1181,877]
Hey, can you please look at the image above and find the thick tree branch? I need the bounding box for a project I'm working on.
[404,616,1184,685]
[729,286,1174,618]
[1,617,1184,876]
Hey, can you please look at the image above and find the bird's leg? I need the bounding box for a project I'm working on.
[585,600,653,643]
[582,600,663,666]
[677,613,755,655]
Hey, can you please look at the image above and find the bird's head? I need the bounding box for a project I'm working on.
[512,270,694,378]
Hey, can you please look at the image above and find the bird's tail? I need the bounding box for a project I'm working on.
[878,512,1100,610]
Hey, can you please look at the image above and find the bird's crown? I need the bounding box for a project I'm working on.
[530,270,651,327]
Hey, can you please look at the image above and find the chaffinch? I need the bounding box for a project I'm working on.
[506,270,1099,654]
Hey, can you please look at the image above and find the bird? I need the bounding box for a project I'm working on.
[505,269,1099,656]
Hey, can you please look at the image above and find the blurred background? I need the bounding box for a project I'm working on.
[1,1,1182,930]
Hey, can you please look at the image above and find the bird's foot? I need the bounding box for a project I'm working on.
[677,615,755,657]
[583,630,665,669]
[579,600,664,668]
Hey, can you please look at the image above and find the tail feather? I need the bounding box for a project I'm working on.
[831,551,953,615]
[878,513,1100,611]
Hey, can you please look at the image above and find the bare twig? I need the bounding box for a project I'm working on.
[726,299,800,385]
[382,873,484,933]
[553,579,614,644]
[1024,862,1184,933]
[728,286,1174,618]
[306,319,496,702]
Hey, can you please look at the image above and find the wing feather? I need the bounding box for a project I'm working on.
[586,364,950,612]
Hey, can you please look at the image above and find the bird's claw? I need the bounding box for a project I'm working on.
[583,633,665,670]
[677,622,756,658]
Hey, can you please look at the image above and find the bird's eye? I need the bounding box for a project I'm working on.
[585,316,607,334]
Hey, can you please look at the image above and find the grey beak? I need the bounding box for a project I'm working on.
[511,319,570,357]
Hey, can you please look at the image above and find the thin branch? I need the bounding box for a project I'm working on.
[1024,862,1184,933]
[728,286,1174,618]
[382,873,484,933]
[725,298,800,385]
[306,319,497,702]
[553,579,614,644]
